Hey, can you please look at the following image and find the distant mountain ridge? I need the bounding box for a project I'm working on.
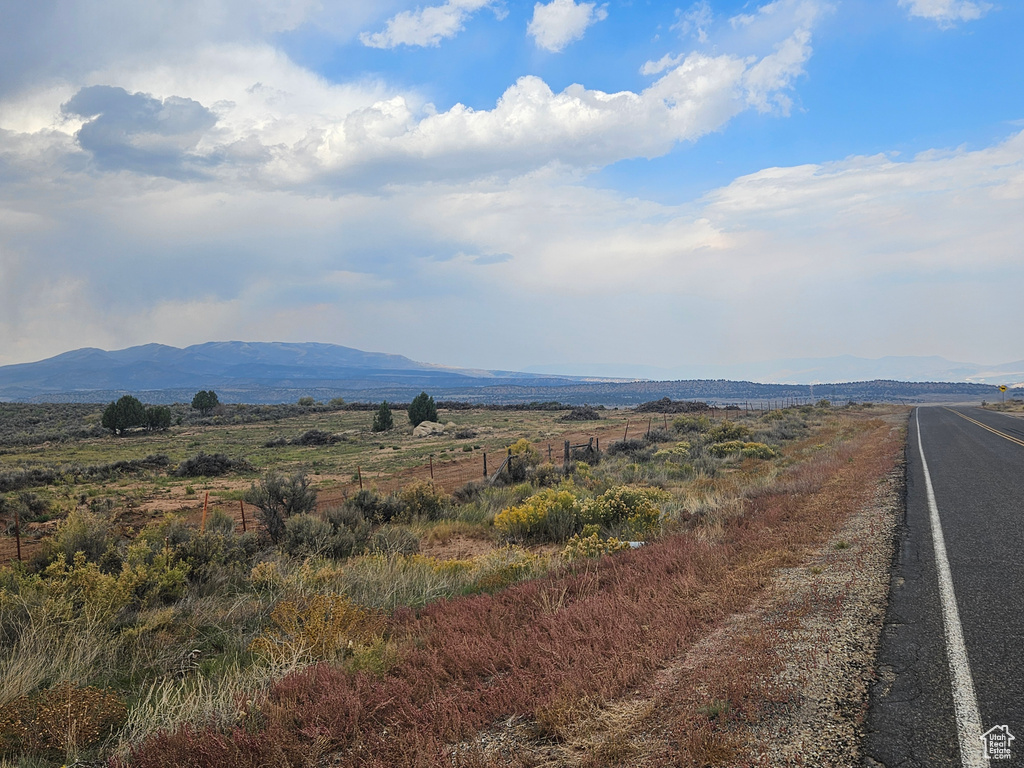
[0,341,592,403]
[526,354,1024,387]
[0,342,1010,405]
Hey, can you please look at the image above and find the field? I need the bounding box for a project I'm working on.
[0,398,905,767]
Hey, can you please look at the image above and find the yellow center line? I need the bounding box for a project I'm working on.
[944,407,1024,449]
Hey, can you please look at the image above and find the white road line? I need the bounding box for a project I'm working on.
[916,408,986,767]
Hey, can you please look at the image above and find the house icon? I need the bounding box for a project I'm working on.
[980,725,1015,761]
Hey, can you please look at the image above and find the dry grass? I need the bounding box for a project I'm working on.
[121,411,905,768]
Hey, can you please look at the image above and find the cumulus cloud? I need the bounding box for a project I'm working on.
[61,86,218,176]
[898,0,993,27]
[4,122,1024,368]
[527,0,608,52]
[0,0,376,100]
[359,0,497,48]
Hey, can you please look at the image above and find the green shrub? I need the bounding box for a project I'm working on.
[47,509,113,567]
[740,442,778,459]
[372,401,394,432]
[399,480,450,521]
[282,513,335,558]
[707,441,778,459]
[672,414,711,433]
[408,392,438,427]
[653,441,690,462]
[244,472,317,544]
[369,526,421,556]
[707,421,751,442]
[174,452,252,477]
[346,489,405,525]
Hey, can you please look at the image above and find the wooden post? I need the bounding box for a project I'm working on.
[239,499,247,534]
[646,418,652,437]
[664,415,668,431]
[623,420,629,442]
[429,455,434,480]
[201,491,209,532]
[483,452,488,477]
[358,466,363,491]
[13,506,21,562]
[563,440,570,467]
[595,437,599,454]
[548,443,552,462]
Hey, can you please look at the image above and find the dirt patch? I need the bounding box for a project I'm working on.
[419,535,496,561]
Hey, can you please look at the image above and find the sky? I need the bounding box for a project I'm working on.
[1,0,1022,376]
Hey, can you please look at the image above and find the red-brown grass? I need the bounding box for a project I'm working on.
[121,420,901,768]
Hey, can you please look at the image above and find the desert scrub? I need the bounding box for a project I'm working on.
[250,594,385,667]
[398,480,451,522]
[507,438,541,467]
[654,441,691,461]
[0,681,127,761]
[494,487,581,543]
[707,441,778,459]
[673,414,711,434]
[579,486,666,539]
[561,532,630,562]
[707,421,752,443]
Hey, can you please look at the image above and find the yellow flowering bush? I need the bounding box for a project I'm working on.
[250,593,384,665]
[707,441,778,459]
[494,488,580,542]
[561,533,630,562]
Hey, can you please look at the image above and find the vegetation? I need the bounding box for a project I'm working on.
[0,398,903,767]
[243,472,318,544]
[407,392,438,427]
[101,396,147,435]
[190,390,219,416]
[371,401,394,432]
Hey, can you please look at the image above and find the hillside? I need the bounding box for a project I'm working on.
[0,342,1005,404]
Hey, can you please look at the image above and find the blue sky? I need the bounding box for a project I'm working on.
[1,0,1022,377]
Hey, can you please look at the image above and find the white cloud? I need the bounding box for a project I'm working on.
[527,0,608,53]
[640,53,685,77]
[672,1,713,43]
[898,0,993,27]
[359,0,495,48]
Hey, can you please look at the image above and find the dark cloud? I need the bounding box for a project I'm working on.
[62,85,217,176]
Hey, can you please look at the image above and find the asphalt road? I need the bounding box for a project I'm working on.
[865,405,1024,767]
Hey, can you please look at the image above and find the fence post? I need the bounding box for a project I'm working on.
[358,466,363,491]
[239,499,247,534]
[548,443,552,462]
[429,455,434,480]
[201,492,209,533]
[595,437,599,455]
[483,452,487,477]
[13,506,21,562]
[623,420,629,442]
[646,418,652,437]
[563,440,570,468]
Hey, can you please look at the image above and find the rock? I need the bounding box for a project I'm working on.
[413,421,447,437]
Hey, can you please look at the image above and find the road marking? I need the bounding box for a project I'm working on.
[945,407,1024,448]
[917,408,987,768]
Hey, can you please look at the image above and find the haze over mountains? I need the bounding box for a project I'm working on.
[0,342,1015,405]
[527,355,1024,387]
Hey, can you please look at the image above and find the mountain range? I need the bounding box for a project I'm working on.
[0,342,1015,405]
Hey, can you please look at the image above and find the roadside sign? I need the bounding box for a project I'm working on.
[999,385,1008,392]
